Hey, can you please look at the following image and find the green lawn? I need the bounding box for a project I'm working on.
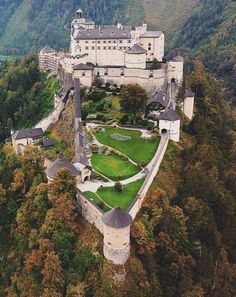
[91,153,140,181]
[84,178,144,211]
[95,126,160,165]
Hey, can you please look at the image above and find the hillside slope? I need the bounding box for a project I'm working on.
[176,0,236,98]
[125,0,199,46]
[0,0,199,54]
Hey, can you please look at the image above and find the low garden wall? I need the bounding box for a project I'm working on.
[128,134,169,219]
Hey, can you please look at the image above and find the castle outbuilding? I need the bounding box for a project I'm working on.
[125,44,147,69]
[102,207,132,265]
[182,90,195,120]
[39,45,58,73]
[46,152,81,182]
[11,128,43,154]
[158,107,180,142]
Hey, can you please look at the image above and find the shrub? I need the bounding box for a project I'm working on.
[97,200,105,210]
[147,121,155,130]
[114,182,123,193]
[120,115,129,125]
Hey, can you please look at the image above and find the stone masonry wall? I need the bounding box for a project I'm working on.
[34,99,65,132]
[76,190,104,233]
[128,134,169,219]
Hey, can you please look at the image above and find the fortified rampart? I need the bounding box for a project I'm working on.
[75,133,169,233]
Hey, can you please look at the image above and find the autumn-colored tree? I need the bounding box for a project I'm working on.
[40,288,63,297]
[42,251,64,292]
[40,193,78,237]
[120,84,147,123]
[0,183,6,204]
[211,248,236,297]
[21,146,46,184]
[48,168,76,202]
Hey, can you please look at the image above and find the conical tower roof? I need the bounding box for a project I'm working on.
[46,152,80,178]
[40,45,56,54]
[159,107,180,121]
[126,44,147,54]
[102,207,132,228]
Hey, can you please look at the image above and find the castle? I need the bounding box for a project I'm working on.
[39,9,183,92]
[37,9,195,269]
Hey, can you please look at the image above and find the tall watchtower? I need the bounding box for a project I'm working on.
[102,207,132,265]
[76,8,84,19]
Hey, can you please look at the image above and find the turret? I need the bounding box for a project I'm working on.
[182,90,195,121]
[102,207,132,265]
[158,107,180,142]
[46,152,81,183]
[125,44,147,69]
[167,55,184,85]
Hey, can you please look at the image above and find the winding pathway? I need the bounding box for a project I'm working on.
[77,133,166,193]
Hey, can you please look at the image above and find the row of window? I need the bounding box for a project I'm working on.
[84,46,131,50]
[84,39,132,44]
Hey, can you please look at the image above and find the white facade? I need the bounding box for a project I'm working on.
[159,119,180,142]
[167,56,184,85]
[182,93,195,120]
[103,224,131,265]
[70,10,164,67]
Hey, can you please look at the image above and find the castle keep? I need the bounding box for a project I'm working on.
[39,9,183,91]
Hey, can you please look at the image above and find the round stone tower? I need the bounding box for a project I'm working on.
[102,207,132,265]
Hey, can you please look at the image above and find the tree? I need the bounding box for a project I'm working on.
[42,251,64,292]
[150,58,161,69]
[114,182,123,193]
[120,84,147,124]
[48,168,76,201]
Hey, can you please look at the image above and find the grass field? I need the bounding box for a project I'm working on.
[0,55,23,61]
[95,126,160,165]
[84,178,144,211]
[91,153,140,181]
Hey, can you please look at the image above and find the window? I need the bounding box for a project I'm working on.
[85,40,88,43]
[97,40,100,44]
[148,42,151,46]
[108,46,111,50]
[113,40,116,43]
[103,40,106,43]
[108,40,111,43]
[91,46,95,50]
[148,47,151,50]
[103,46,107,50]
[85,46,89,50]
[82,72,85,76]
[119,40,123,43]
[113,46,116,50]
[97,46,101,50]
[128,40,131,43]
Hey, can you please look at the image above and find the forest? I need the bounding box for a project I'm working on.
[176,0,236,100]
[0,56,60,142]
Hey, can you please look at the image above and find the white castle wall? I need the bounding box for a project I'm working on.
[34,99,65,132]
[73,66,166,91]
[182,96,194,120]
[128,134,169,219]
[76,190,104,233]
